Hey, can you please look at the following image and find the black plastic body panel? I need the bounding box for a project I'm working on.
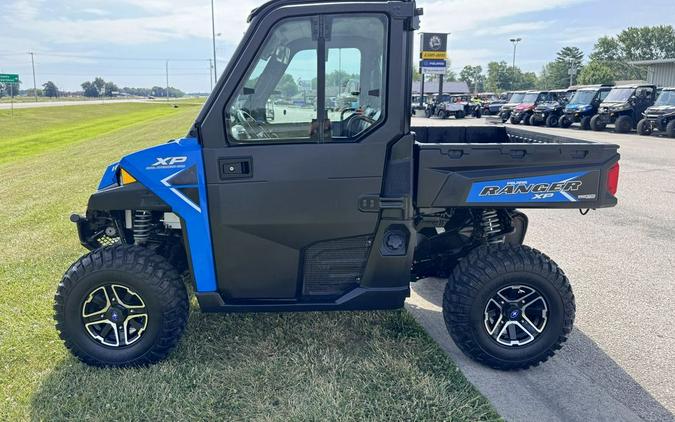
[414,126,620,209]
[88,184,170,211]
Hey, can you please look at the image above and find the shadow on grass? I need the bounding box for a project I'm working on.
[31,308,500,421]
[407,278,674,422]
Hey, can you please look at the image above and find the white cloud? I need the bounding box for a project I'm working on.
[474,21,556,37]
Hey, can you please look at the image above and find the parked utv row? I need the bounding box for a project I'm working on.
[498,84,675,138]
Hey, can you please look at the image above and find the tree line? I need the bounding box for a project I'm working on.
[0,78,185,98]
[415,25,675,93]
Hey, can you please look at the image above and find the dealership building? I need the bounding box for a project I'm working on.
[629,58,675,87]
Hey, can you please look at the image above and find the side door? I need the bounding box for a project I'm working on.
[198,7,408,301]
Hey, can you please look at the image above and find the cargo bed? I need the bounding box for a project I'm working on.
[413,126,620,209]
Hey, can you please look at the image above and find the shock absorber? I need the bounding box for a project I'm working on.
[133,210,153,245]
[480,210,506,244]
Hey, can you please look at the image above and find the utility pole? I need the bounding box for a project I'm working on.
[568,60,578,88]
[211,0,218,85]
[30,52,38,102]
[209,59,214,92]
[509,38,522,89]
[166,60,170,101]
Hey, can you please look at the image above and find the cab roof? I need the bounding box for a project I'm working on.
[613,84,656,89]
[248,0,410,22]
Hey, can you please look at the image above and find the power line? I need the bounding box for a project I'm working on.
[26,52,211,62]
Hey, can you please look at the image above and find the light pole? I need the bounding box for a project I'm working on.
[30,52,38,102]
[211,0,218,85]
[509,38,522,89]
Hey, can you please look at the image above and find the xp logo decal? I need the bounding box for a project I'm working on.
[152,156,188,167]
[467,171,600,203]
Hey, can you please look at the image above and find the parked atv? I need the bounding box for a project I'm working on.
[637,87,675,137]
[590,84,657,133]
[510,91,550,125]
[530,89,576,127]
[559,85,613,130]
[499,91,526,123]
[55,0,621,372]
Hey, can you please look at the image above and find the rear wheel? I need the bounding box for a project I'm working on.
[637,119,652,136]
[443,244,575,370]
[54,245,189,367]
[523,114,532,126]
[667,120,675,138]
[614,115,633,133]
[545,115,558,127]
[440,110,448,119]
[590,115,606,131]
[510,116,520,125]
[455,110,466,119]
[559,115,572,128]
[529,115,539,126]
[579,116,591,131]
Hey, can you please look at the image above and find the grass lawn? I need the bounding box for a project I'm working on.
[0,103,499,421]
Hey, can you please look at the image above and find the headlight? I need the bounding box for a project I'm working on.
[119,168,137,185]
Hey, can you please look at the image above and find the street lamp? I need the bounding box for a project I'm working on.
[509,38,522,70]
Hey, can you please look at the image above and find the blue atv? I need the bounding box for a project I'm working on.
[559,85,613,130]
[55,0,621,370]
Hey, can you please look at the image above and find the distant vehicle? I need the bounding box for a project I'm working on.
[498,91,526,122]
[510,91,551,125]
[147,96,155,100]
[483,92,510,115]
[590,84,658,133]
[530,89,576,127]
[637,87,675,137]
[559,85,613,130]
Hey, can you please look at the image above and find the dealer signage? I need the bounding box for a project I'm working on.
[420,33,448,60]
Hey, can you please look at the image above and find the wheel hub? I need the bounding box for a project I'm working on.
[483,285,549,347]
[81,284,148,348]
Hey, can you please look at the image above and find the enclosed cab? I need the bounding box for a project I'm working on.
[590,84,657,133]
[530,88,576,127]
[560,85,613,130]
[637,87,675,137]
[510,90,550,125]
[482,92,508,115]
[498,91,526,122]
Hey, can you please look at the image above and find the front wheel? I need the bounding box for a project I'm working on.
[615,115,633,133]
[637,119,652,136]
[443,244,575,370]
[667,120,675,138]
[559,115,573,128]
[510,116,520,125]
[590,115,606,131]
[545,114,558,127]
[54,245,189,367]
[455,110,466,119]
[523,114,532,126]
[579,116,591,131]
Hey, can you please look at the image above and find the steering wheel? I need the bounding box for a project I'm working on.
[235,109,277,140]
[346,114,376,138]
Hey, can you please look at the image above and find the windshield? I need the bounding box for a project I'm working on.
[655,90,675,106]
[509,93,525,103]
[605,88,634,103]
[522,93,539,103]
[570,90,597,105]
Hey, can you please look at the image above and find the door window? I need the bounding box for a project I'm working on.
[227,18,318,142]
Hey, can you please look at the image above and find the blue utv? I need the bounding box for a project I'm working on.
[55,0,621,371]
[559,85,613,130]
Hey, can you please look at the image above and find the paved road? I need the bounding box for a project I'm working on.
[0,98,156,110]
[407,116,675,422]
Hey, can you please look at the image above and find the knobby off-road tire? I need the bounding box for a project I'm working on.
[615,115,633,134]
[636,119,652,136]
[559,115,573,128]
[545,115,558,127]
[666,120,675,138]
[443,244,575,370]
[580,116,591,131]
[55,244,189,367]
[590,115,606,131]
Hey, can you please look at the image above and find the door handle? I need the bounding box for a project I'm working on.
[219,157,252,180]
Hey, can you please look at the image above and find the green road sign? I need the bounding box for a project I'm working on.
[0,74,19,83]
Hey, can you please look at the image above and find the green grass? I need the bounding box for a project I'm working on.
[0,103,499,421]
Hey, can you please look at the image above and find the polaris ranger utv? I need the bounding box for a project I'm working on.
[637,87,675,137]
[590,84,657,133]
[498,91,526,123]
[510,90,551,125]
[559,85,613,130]
[530,88,576,127]
[56,0,621,370]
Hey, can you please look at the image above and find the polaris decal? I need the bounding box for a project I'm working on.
[467,171,600,203]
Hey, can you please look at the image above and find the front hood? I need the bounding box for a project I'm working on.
[515,103,535,112]
[535,102,561,112]
[646,105,675,114]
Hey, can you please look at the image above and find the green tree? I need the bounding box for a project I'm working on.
[81,81,99,97]
[578,61,617,85]
[276,74,299,98]
[42,81,59,98]
[104,81,119,97]
[93,77,105,94]
[1,82,21,97]
[485,61,511,92]
[459,65,484,93]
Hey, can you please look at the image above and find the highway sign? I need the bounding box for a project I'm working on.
[0,74,19,83]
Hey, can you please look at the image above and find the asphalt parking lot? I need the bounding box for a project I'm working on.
[407,116,675,422]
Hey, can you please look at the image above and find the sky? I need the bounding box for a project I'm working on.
[1,0,674,93]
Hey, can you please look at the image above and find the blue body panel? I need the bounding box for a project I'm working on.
[98,162,120,190]
[467,172,589,203]
[112,137,217,292]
